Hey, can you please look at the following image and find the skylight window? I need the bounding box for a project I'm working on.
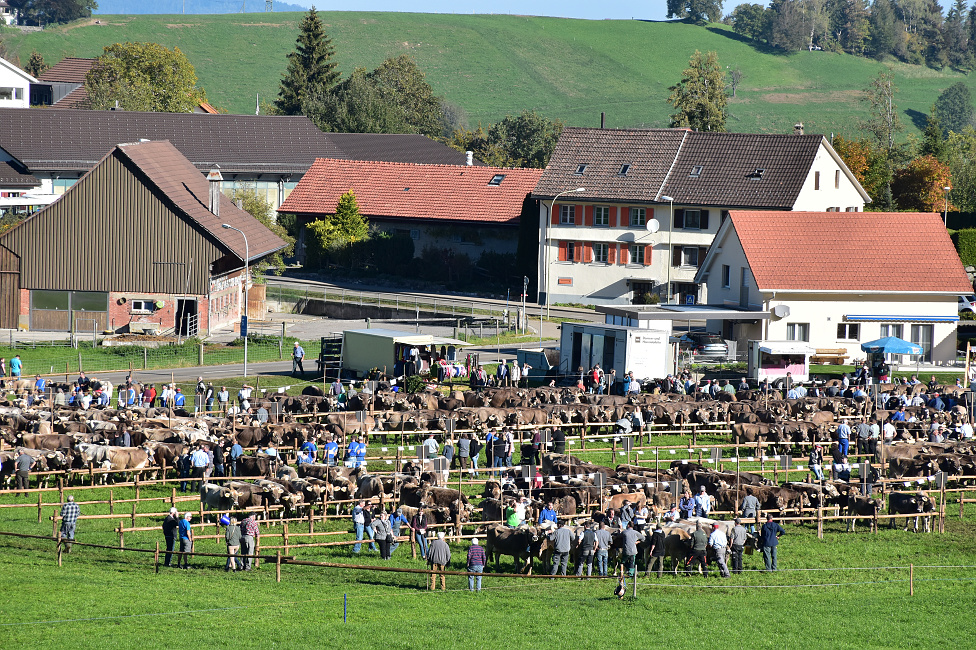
[689,165,703,178]
[746,168,766,180]
[575,164,588,175]
[618,164,631,176]
[488,174,505,185]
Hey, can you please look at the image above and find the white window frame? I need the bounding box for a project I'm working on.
[560,205,576,225]
[721,265,731,288]
[683,209,702,230]
[593,243,609,264]
[786,323,810,342]
[681,247,699,267]
[836,323,860,341]
[630,207,646,227]
[630,245,645,265]
[130,299,156,314]
[594,205,610,226]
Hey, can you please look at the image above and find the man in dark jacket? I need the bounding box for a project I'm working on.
[759,514,785,572]
[688,522,708,576]
[549,520,575,576]
[647,524,667,577]
[575,524,598,577]
[427,531,451,591]
[162,507,179,567]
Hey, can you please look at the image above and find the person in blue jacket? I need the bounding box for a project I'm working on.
[324,436,339,467]
[759,514,786,572]
[174,388,186,407]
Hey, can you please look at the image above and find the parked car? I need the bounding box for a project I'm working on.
[678,332,729,358]
[959,295,976,313]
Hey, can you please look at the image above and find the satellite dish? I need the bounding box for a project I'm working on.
[771,304,791,319]
[646,218,661,234]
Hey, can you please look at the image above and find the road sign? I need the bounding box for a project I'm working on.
[621,436,633,452]
[446,419,456,435]
[935,471,947,489]
[593,472,606,489]
[779,455,792,470]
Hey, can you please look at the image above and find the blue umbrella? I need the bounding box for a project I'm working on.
[860,336,923,355]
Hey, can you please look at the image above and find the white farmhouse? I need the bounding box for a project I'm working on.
[532,126,869,306]
[0,56,35,109]
[694,210,972,366]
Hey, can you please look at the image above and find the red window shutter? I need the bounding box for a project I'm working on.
[584,205,593,226]
[698,246,708,268]
[644,244,653,266]
[583,243,593,263]
[608,244,617,264]
[619,206,628,226]
[619,245,629,265]
[551,204,560,225]
[558,241,567,261]
[574,242,583,262]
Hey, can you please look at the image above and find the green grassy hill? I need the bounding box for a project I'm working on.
[3,13,972,138]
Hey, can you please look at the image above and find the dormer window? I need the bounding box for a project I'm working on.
[575,164,588,175]
[689,165,703,178]
[488,174,505,185]
[618,164,631,176]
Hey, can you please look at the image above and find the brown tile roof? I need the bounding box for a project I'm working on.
[325,133,482,166]
[196,101,220,114]
[0,160,39,187]
[38,57,97,84]
[661,132,825,209]
[534,127,860,209]
[116,140,286,262]
[279,158,542,225]
[0,107,347,173]
[533,127,686,202]
[728,210,972,293]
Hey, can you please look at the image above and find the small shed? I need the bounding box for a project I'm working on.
[341,328,469,378]
[559,322,674,383]
[747,340,815,383]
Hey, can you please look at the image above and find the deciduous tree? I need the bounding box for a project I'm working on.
[862,68,900,153]
[229,185,293,276]
[308,189,369,251]
[667,50,727,132]
[892,154,953,212]
[84,42,207,113]
[667,0,723,23]
[24,50,46,78]
[8,0,97,26]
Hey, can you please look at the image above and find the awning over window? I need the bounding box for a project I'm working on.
[845,314,958,323]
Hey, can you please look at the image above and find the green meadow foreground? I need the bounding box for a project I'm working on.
[1,471,975,648]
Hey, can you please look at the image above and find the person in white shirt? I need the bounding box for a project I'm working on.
[80,391,93,410]
[883,421,897,441]
[707,523,730,578]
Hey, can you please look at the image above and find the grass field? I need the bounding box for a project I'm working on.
[2,428,976,647]
[2,13,971,138]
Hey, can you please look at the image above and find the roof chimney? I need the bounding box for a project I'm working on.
[601,112,605,129]
[794,122,804,136]
[207,167,223,217]
[465,151,473,166]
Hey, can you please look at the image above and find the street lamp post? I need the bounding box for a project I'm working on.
[944,186,952,227]
[660,195,675,304]
[222,224,249,378]
[545,187,586,320]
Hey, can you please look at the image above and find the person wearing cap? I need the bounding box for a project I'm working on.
[173,387,186,408]
[688,522,708,576]
[59,495,80,553]
[292,341,306,378]
[426,531,451,591]
[223,516,242,572]
[195,377,206,414]
[708,523,730,578]
[694,486,712,517]
[549,519,575,576]
[574,523,598,577]
[759,514,785,572]
[178,512,193,569]
[808,444,825,481]
[730,518,748,575]
[646,524,666,577]
[467,536,487,591]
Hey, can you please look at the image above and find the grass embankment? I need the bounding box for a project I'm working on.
[1,13,969,135]
[0,338,319,377]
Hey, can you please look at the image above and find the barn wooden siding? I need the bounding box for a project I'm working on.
[0,152,228,296]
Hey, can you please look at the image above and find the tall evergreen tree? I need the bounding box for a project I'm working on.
[868,0,897,59]
[667,50,728,132]
[24,50,46,78]
[934,81,974,134]
[274,7,340,116]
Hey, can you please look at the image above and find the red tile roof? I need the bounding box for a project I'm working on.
[38,57,97,84]
[728,211,972,293]
[116,140,286,262]
[279,159,543,225]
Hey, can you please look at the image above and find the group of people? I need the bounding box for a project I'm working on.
[160,508,260,571]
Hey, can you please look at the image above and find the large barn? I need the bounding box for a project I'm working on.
[0,139,285,335]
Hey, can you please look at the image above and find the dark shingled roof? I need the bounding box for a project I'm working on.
[324,133,482,166]
[0,107,348,174]
[116,140,287,262]
[37,57,97,84]
[534,127,686,203]
[534,127,850,209]
[0,159,39,188]
[661,132,825,209]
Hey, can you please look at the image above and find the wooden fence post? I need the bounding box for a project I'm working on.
[283,522,290,555]
[119,520,125,548]
[109,489,114,514]
[817,506,823,539]
[276,550,282,583]
[131,502,137,528]
[57,538,62,567]
[154,541,160,574]
[37,491,42,523]
[255,536,260,569]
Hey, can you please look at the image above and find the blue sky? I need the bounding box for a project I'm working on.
[289,1,951,21]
